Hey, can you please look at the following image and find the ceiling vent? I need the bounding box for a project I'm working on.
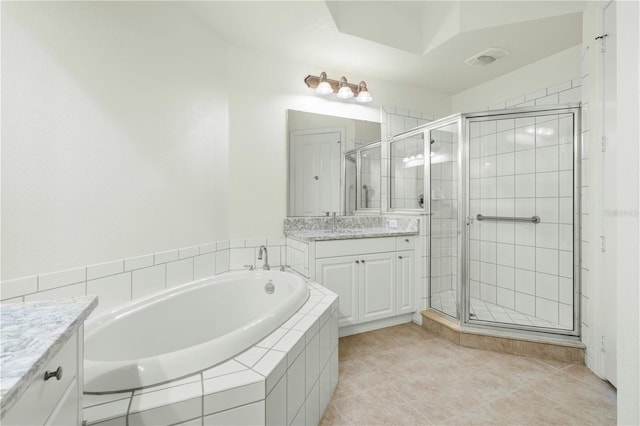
[465,47,510,68]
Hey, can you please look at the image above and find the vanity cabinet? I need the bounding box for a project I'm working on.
[3,331,82,426]
[309,236,416,330]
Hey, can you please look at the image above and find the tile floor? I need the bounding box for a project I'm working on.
[431,290,568,329]
[320,323,616,425]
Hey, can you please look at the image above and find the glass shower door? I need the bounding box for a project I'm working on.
[429,119,462,319]
[465,107,580,334]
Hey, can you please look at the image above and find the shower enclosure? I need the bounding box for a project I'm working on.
[393,104,581,336]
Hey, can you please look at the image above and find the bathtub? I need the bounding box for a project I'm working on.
[84,270,309,394]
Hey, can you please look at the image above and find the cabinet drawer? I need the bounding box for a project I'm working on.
[316,237,396,258]
[396,235,417,250]
[3,333,78,425]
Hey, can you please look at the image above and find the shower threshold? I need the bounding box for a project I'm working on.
[420,309,585,363]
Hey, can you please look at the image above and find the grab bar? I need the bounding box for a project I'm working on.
[476,214,540,224]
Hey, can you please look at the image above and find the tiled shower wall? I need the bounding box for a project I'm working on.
[429,126,459,318]
[0,238,287,317]
[390,135,425,210]
[468,114,575,328]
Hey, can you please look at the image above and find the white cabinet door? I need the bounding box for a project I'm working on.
[396,250,415,315]
[316,256,359,326]
[359,253,395,323]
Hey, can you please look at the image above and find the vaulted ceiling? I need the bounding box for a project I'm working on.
[189,1,584,94]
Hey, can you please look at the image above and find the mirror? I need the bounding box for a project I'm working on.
[287,110,381,216]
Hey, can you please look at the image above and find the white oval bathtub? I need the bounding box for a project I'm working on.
[84,270,309,393]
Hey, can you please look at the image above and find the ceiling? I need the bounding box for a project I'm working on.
[188,1,584,95]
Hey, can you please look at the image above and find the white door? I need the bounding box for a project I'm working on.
[359,253,395,323]
[289,129,342,216]
[396,250,415,315]
[316,256,359,326]
[601,0,617,387]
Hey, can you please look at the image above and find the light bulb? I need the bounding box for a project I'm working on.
[337,86,354,99]
[316,81,333,95]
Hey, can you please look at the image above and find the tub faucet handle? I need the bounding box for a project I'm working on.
[243,264,254,271]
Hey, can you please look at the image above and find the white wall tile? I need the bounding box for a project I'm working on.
[87,261,124,280]
[203,380,263,417]
[515,292,535,316]
[253,350,287,394]
[536,120,559,147]
[305,333,320,395]
[125,254,154,272]
[536,172,559,197]
[559,225,574,251]
[496,176,515,198]
[547,81,571,94]
[515,268,535,295]
[216,240,230,251]
[559,87,582,103]
[496,223,515,244]
[496,288,515,310]
[536,248,559,275]
[87,273,132,315]
[38,267,86,291]
[266,376,287,426]
[216,250,230,274]
[245,238,267,248]
[515,246,535,270]
[230,239,246,248]
[515,150,535,174]
[166,258,194,288]
[25,282,85,302]
[537,276,560,309]
[515,174,535,197]
[535,93,559,106]
[515,126,535,151]
[1,276,37,299]
[230,248,254,270]
[559,277,574,305]
[154,250,179,264]
[287,352,306,425]
[179,246,200,259]
[203,400,264,426]
[537,198,559,223]
[536,297,559,323]
[496,265,514,289]
[536,223,559,249]
[496,243,515,267]
[525,89,547,101]
[305,379,320,426]
[480,263,496,286]
[559,303,573,328]
[132,265,165,300]
[558,143,574,170]
[536,146,559,173]
[199,242,217,254]
[194,253,216,280]
[515,223,535,246]
[559,171,573,196]
[559,198,573,224]
[496,153,515,176]
[559,250,573,278]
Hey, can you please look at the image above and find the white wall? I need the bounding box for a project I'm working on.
[1,2,229,280]
[615,1,640,422]
[226,46,451,239]
[451,45,582,113]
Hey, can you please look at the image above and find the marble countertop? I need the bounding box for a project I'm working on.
[285,227,419,242]
[0,296,98,417]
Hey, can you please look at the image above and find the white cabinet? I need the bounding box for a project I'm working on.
[359,253,395,323]
[316,255,359,326]
[3,331,83,426]
[310,236,416,331]
[396,251,415,315]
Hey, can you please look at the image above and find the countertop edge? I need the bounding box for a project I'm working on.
[0,296,98,417]
[284,230,419,242]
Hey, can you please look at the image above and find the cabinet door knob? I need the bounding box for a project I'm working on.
[44,366,63,381]
[355,260,359,264]
[398,256,403,259]
[405,238,409,242]
[361,259,365,263]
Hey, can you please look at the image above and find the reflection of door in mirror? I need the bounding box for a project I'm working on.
[288,129,343,216]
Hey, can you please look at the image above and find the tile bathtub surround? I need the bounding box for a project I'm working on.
[0,239,287,317]
[0,296,98,417]
[83,283,339,426]
[320,323,615,426]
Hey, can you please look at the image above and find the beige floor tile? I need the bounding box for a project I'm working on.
[321,324,617,426]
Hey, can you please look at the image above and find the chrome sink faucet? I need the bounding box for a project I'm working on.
[332,212,337,231]
[258,245,270,270]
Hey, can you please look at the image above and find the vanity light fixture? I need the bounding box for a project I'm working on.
[337,77,354,99]
[304,72,372,103]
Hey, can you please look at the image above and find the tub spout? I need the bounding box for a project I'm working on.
[258,245,270,270]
